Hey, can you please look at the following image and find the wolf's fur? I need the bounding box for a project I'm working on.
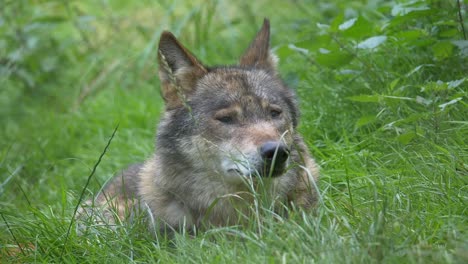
[82,19,319,232]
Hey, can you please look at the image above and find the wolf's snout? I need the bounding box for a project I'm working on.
[259,141,289,176]
[260,141,289,162]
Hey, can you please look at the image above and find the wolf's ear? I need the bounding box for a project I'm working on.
[239,18,278,72]
[158,32,207,109]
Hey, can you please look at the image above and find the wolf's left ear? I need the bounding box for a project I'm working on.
[239,18,278,72]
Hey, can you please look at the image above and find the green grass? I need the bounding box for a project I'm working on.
[1,0,467,262]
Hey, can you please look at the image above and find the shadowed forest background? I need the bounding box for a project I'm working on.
[1,0,467,262]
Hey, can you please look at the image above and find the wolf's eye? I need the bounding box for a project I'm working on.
[270,108,282,118]
[216,115,234,124]
[215,109,237,124]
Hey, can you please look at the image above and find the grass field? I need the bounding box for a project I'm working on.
[1,0,467,262]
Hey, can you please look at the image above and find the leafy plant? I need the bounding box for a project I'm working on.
[281,0,467,146]
[1,0,467,263]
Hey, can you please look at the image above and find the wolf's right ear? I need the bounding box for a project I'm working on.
[158,32,207,109]
[239,19,278,72]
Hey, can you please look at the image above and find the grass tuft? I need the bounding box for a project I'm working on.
[1,0,466,263]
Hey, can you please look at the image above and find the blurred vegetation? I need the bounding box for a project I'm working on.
[0,0,467,262]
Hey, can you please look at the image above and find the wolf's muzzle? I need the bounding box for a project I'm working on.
[259,141,290,177]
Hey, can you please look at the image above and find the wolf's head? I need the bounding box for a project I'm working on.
[156,19,301,183]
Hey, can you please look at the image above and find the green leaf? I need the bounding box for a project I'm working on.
[339,17,373,39]
[406,64,435,77]
[447,78,465,89]
[399,113,426,123]
[294,35,331,51]
[338,18,357,31]
[388,9,437,29]
[421,81,449,93]
[415,96,432,106]
[347,95,381,103]
[389,78,400,91]
[32,16,68,24]
[432,41,454,60]
[357,36,387,49]
[274,45,295,59]
[329,14,345,32]
[439,97,463,111]
[355,115,377,128]
[396,132,416,145]
[393,29,425,41]
[391,4,429,16]
[316,49,353,68]
[439,28,458,38]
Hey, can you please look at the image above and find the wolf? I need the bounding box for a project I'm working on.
[82,19,319,233]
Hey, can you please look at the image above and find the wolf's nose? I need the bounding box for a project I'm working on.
[260,141,290,165]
